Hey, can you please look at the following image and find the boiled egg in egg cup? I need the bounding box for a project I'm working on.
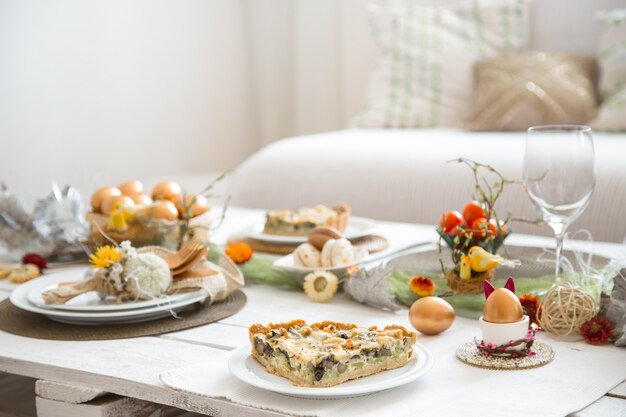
[479,277,529,350]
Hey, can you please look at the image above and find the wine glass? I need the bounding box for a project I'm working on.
[523,125,595,276]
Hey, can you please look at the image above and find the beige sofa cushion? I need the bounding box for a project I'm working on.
[230,129,626,243]
[466,52,597,131]
[352,0,529,129]
[592,9,626,132]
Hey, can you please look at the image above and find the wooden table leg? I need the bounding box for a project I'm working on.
[35,379,159,417]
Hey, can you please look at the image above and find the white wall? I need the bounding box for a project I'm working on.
[0,0,256,205]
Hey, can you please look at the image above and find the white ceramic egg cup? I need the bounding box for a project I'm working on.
[479,315,529,350]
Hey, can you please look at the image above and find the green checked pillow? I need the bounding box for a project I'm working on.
[352,0,529,128]
[592,9,626,132]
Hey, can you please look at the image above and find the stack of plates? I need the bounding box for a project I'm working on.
[10,268,207,325]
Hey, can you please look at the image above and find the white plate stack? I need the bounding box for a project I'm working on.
[9,268,207,325]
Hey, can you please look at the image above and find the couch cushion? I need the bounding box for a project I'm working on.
[230,129,626,243]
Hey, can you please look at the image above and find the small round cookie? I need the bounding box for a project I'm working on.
[330,238,355,267]
[8,264,41,283]
[320,239,337,268]
[0,264,14,279]
[293,243,321,268]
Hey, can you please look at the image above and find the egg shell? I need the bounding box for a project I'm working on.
[100,195,134,215]
[152,181,183,204]
[320,239,337,267]
[483,288,524,323]
[139,200,179,221]
[119,180,144,196]
[90,186,122,212]
[330,238,354,267]
[131,194,153,205]
[409,296,455,335]
[294,243,321,268]
[178,194,210,218]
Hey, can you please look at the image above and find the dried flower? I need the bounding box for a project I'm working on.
[225,242,253,264]
[22,253,47,270]
[580,316,614,345]
[408,276,435,297]
[519,293,540,326]
[303,270,338,303]
[89,245,122,269]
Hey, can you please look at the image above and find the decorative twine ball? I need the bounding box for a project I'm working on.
[537,284,597,337]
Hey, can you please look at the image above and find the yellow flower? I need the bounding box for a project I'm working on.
[303,270,338,302]
[89,245,122,269]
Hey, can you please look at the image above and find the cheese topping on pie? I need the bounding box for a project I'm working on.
[248,320,417,387]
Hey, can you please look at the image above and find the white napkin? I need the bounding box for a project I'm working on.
[159,317,626,417]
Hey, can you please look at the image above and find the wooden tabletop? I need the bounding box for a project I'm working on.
[0,207,624,417]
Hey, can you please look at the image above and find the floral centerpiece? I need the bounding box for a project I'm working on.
[437,159,526,294]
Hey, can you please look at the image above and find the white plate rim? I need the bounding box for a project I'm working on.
[272,247,369,274]
[227,343,434,398]
[10,272,207,320]
[243,216,378,244]
[25,270,200,312]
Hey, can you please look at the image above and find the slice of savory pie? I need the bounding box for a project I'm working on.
[263,204,350,236]
[248,320,417,387]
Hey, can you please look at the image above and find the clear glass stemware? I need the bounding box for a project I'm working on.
[523,125,596,276]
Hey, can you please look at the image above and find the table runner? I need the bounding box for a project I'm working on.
[0,290,246,341]
[159,316,626,417]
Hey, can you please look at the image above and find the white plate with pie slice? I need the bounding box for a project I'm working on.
[224,343,434,399]
[243,216,378,244]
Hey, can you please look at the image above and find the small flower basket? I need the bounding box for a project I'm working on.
[436,158,533,295]
[446,268,495,295]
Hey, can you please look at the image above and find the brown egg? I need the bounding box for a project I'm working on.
[152,181,183,204]
[100,195,134,215]
[90,186,122,212]
[483,288,524,323]
[119,180,144,196]
[178,194,210,218]
[131,194,152,205]
[140,200,178,221]
[307,227,343,251]
[409,296,455,335]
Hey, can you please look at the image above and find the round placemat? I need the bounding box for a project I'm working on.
[0,290,246,341]
[456,341,555,370]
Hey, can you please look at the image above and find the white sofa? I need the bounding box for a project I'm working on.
[229,129,626,243]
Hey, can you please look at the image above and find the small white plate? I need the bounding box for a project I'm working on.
[26,269,199,312]
[10,271,207,325]
[243,216,378,244]
[272,247,369,276]
[227,343,434,399]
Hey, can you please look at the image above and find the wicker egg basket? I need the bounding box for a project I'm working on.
[86,210,212,251]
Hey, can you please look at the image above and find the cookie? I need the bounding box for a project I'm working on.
[9,264,41,283]
[0,264,14,279]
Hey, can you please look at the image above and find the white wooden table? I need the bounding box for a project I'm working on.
[0,207,624,417]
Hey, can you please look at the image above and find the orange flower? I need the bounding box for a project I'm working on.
[225,242,253,264]
[519,293,540,326]
[409,276,435,297]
